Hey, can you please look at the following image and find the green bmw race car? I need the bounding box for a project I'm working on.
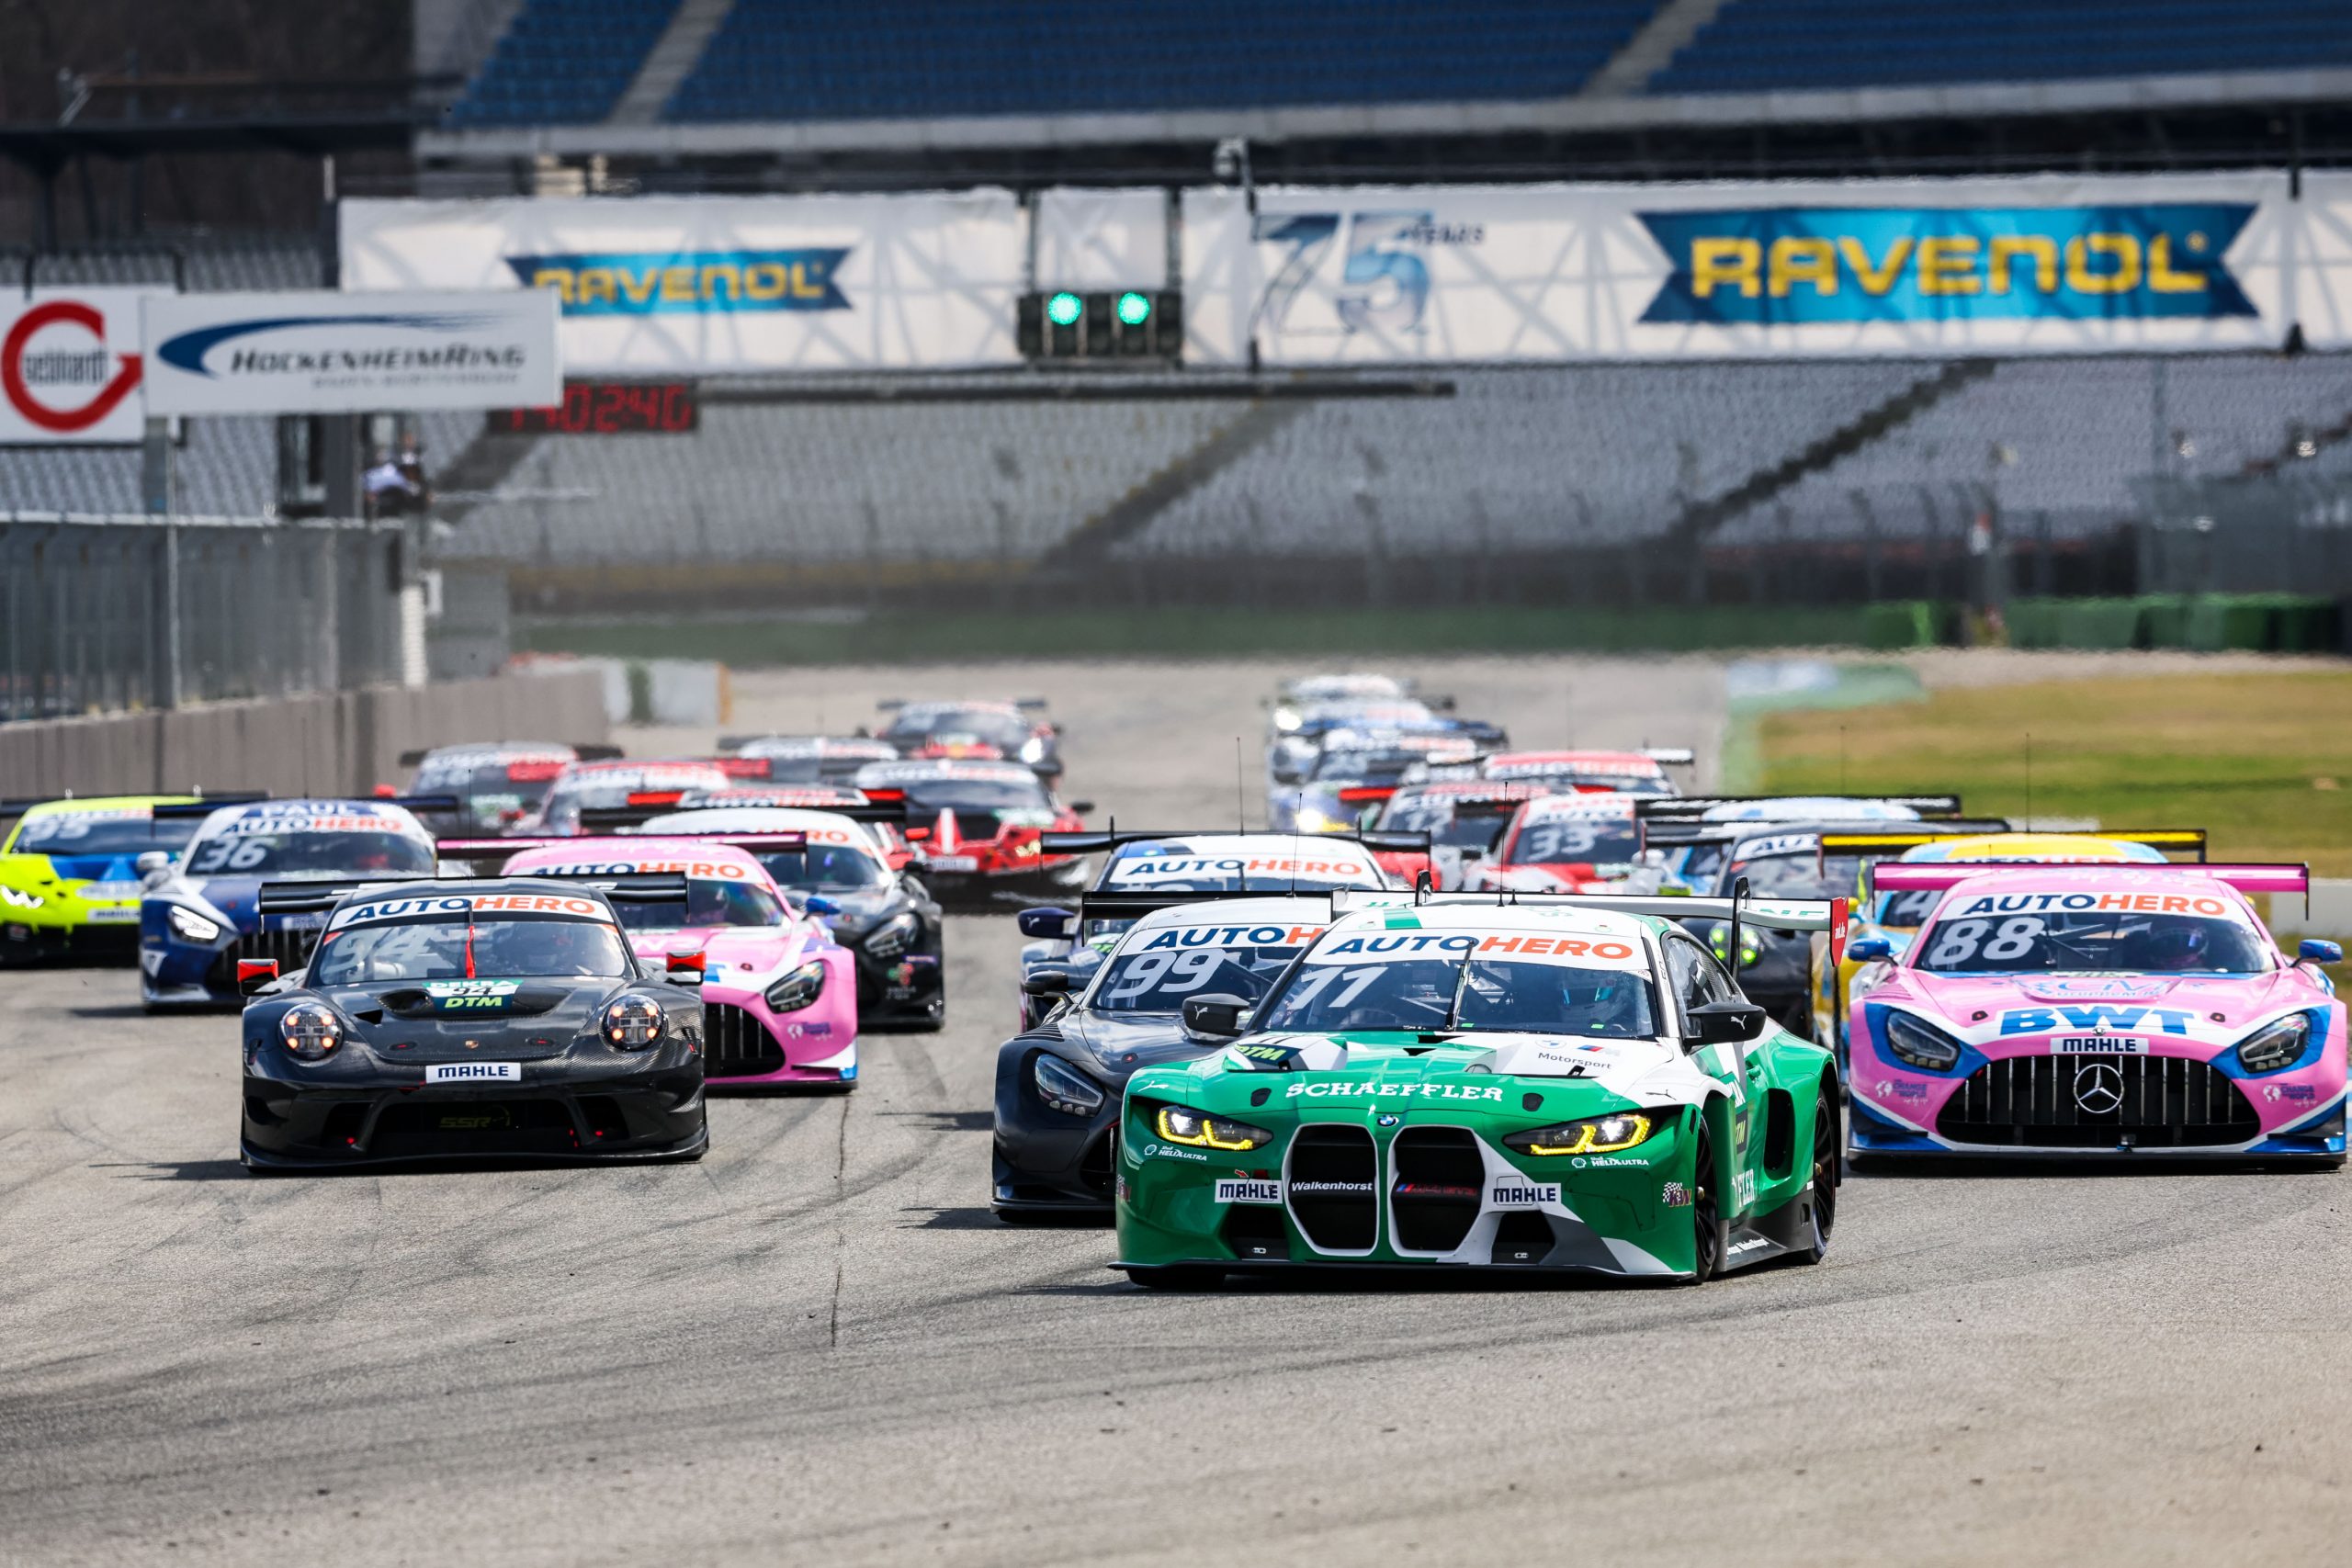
[1113,891,1846,1288]
[0,795,238,963]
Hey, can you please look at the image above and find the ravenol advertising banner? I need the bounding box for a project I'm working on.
[1182,173,2293,366]
[339,194,1025,373]
[140,289,560,416]
[0,288,158,445]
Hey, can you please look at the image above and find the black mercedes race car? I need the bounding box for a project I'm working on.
[992,890,1341,1219]
[634,804,947,1032]
[237,873,709,1172]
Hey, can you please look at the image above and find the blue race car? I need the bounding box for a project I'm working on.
[140,796,445,1010]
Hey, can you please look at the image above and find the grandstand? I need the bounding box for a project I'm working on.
[8,2,2352,618]
[419,0,2352,161]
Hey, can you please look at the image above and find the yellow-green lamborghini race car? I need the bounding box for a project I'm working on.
[0,795,252,963]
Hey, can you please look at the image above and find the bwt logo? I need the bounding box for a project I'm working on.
[1638,203,2256,325]
[507,249,851,316]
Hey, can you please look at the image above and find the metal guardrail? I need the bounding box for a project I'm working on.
[0,513,405,722]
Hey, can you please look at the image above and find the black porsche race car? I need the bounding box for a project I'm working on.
[237,873,709,1171]
[991,890,1344,1219]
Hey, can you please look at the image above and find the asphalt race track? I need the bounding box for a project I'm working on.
[3,656,2345,1567]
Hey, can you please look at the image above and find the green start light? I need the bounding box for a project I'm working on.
[1046,291,1083,327]
[1115,290,1153,327]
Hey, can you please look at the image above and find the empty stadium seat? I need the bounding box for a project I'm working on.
[451,0,684,127]
[1653,0,2351,96]
[662,1,1660,125]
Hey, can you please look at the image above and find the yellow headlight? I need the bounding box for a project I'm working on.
[1510,1112,1654,1156]
[1154,1104,1273,1152]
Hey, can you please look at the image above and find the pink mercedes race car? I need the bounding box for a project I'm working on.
[483,834,861,1089]
[1845,862,2344,1163]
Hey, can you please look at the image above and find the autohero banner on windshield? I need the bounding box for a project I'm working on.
[1305,931,1643,968]
[518,858,763,881]
[1109,854,1379,887]
[327,893,616,931]
[1093,919,1328,1012]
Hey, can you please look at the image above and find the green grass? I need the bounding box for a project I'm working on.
[516,604,1883,666]
[1755,670,2352,876]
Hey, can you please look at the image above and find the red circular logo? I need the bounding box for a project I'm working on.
[2,300,143,433]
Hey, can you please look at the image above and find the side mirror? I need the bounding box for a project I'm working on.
[1847,935,1894,963]
[2298,938,2343,965]
[1684,998,1766,1046]
[236,959,279,997]
[665,950,706,986]
[1020,965,1077,998]
[904,827,931,843]
[372,784,397,799]
[1182,993,1250,1041]
[1271,763,1305,786]
[803,895,842,918]
[1017,907,1075,940]
[135,850,173,879]
[1068,800,1096,817]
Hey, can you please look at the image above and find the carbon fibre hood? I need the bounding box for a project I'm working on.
[322,979,623,1062]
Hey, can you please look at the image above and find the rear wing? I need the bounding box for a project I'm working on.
[257,876,435,914]
[672,793,904,825]
[1635,794,1963,822]
[394,742,619,769]
[1871,861,2306,900]
[1353,888,1845,933]
[1039,827,1431,857]
[502,869,692,907]
[1640,747,1698,768]
[1333,886,1850,960]
[1823,828,2207,863]
[152,794,458,821]
[0,789,266,818]
[438,831,808,863]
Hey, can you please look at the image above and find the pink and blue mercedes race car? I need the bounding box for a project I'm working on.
[1846,862,2344,1163]
[480,834,862,1089]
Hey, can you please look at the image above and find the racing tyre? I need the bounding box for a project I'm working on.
[1685,1122,1723,1285]
[1796,1087,1838,1264]
[1123,1265,1224,1292]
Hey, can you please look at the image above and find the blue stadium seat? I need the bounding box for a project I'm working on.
[449,0,685,127]
[659,1,1661,125]
[1652,0,2352,96]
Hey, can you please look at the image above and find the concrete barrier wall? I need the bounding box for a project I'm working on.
[0,670,610,801]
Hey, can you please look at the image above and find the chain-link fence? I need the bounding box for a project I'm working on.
[0,513,406,721]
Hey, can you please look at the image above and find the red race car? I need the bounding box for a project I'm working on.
[852,759,1093,908]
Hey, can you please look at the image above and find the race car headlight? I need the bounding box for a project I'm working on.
[278,1004,342,1061]
[1,886,43,909]
[764,959,827,1012]
[167,905,221,943]
[1018,736,1047,763]
[1883,1010,1963,1072]
[862,912,920,958]
[1294,807,1342,833]
[1272,705,1301,733]
[1152,1103,1274,1152]
[1503,1111,1656,1156]
[2235,1011,2316,1075]
[1033,1055,1105,1117]
[601,994,664,1049]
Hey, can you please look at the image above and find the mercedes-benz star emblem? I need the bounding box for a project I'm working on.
[2073,1061,2124,1116]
